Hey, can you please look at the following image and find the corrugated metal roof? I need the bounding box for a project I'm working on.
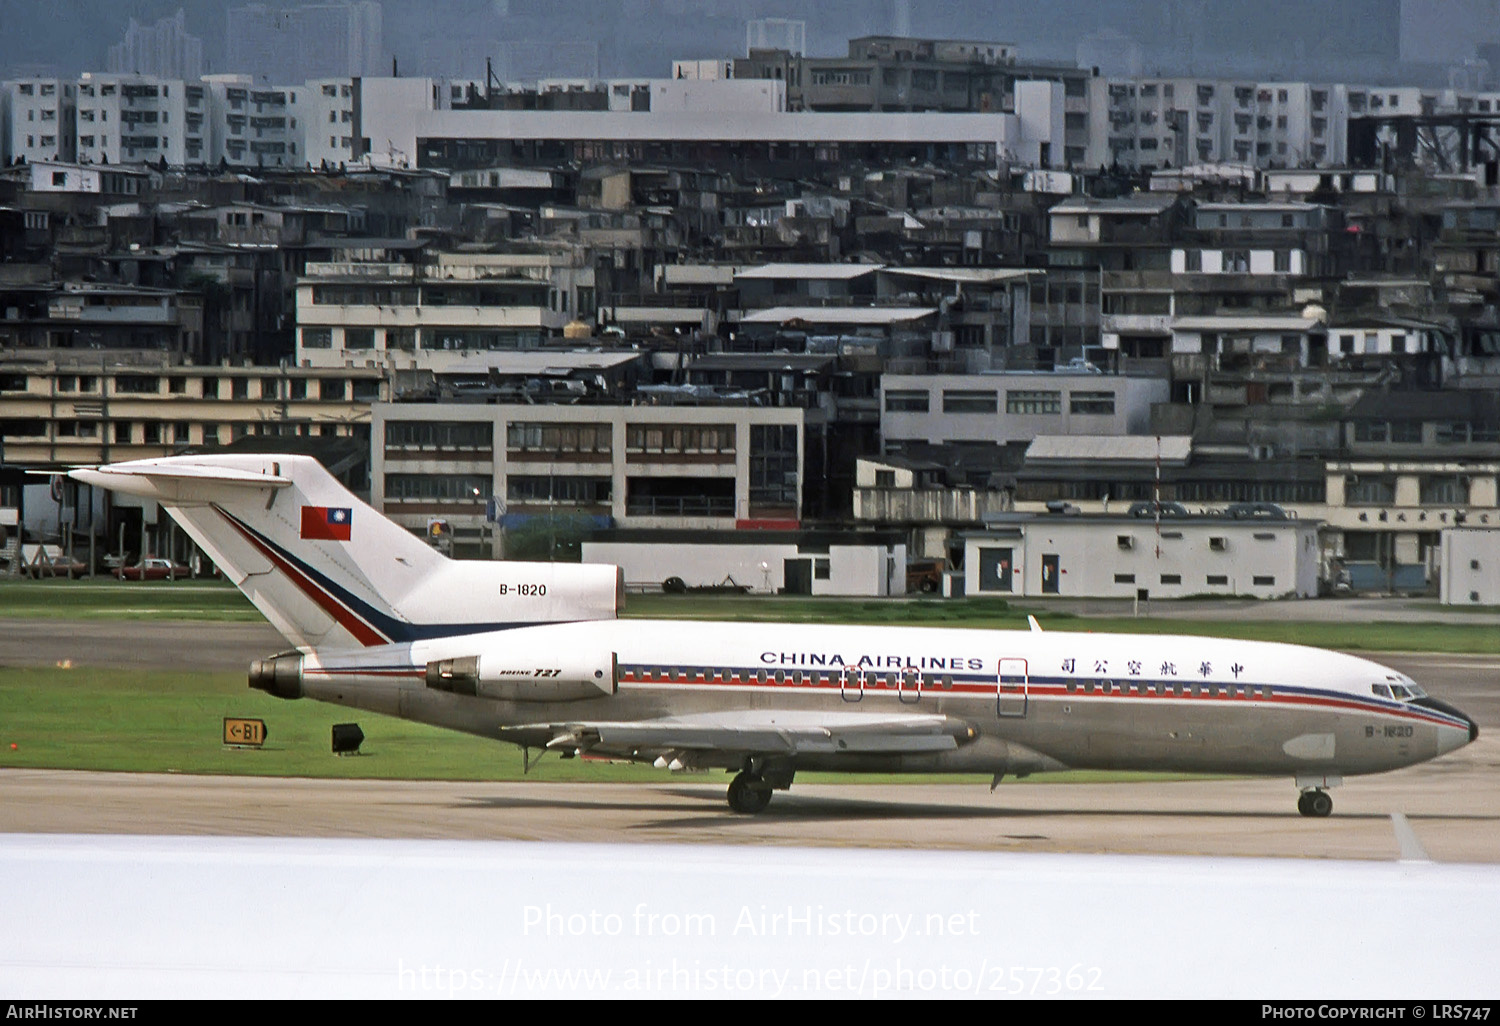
[435,351,643,374]
[1025,435,1193,463]
[735,263,884,280]
[739,306,937,325]
[688,353,836,372]
[1196,201,1320,212]
[881,267,1035,284]
[1049,194,1178,216]
[1172,316,1321,332]
[1348,390,1500,422]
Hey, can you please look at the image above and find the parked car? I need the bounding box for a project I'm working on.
[116,557,191,581]
[1127,500,1190,518]
[906,559,947,594]
[22,553,88,578]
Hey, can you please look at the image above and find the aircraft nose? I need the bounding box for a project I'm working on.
[1414,696,1478,753]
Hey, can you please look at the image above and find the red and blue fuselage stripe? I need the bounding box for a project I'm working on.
[608,666,1471,729]
[216,507,542,645]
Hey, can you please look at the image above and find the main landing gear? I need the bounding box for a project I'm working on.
[1297,789,1333,818]
[726,757,795,814]
[727,772,772,814]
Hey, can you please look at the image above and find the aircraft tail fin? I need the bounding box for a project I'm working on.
[72,454,621,652]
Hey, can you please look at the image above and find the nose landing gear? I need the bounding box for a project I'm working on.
[1297,790,1333,817]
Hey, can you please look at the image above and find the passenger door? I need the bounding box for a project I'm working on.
[997,657,1029,718]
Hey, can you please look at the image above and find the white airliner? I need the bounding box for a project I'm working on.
[71,453,1478,817]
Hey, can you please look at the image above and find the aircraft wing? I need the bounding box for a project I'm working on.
[505,710,977,759]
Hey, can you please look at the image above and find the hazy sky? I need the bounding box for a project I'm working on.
[0,0,1486,82]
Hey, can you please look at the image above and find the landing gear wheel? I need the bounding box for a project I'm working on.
[1298,790,1333,818]
[727,772,772,814]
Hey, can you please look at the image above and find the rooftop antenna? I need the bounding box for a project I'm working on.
[1154,435,1162,560]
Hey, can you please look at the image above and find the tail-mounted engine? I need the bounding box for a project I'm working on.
[426,650,617,703]
[249,652,304,700]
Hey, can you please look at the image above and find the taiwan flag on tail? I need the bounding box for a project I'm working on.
[301,506,353,541]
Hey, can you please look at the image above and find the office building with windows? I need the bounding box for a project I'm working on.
[372,402,804,551]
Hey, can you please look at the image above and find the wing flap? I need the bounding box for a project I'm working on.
[515,710,972,758]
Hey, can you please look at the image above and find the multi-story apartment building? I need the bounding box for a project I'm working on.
[300,79,359,167]
[1093,77,1350,170]
[339,71,1057,174]
[1101,244,1312,364]
[74,74,201,167]
[295,249,597,370]
[0,55,1370,177]
[3,78,76,164]
[25,35,1500,177]
[1251,83,1350,168]
[201,75,305,168]
[0,357,386,468]
[241,85,301,168]
[0,283,202,357]
[3,74,317,170]
[733,36,1094,167]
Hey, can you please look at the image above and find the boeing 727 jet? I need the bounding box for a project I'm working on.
[71,454,1478,816]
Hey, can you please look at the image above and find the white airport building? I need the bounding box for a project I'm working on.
[961,512,1322,600]
[583,530,905,597]
[1439,528,1500,605]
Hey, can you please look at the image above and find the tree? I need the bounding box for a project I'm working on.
[501,514,595,562]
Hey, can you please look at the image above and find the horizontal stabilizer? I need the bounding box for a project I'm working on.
[71,462,291,500]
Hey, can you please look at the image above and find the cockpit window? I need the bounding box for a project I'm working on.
[1374,677,1428,702]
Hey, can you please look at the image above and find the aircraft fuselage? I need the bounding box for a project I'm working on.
[270,619,1476,781]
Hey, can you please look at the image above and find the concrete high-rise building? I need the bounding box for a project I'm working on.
[1401,0,1500,63]
[226,2,383,83]
[746,19,806,58]
[106,9,204,80]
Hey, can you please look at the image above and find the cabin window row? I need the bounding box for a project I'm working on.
[627,667,956,689]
